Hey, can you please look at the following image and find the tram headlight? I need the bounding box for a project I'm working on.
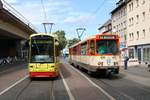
[30,66,33,68]
[98,62,103,66]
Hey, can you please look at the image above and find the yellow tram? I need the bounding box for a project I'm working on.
[28,34,59,78]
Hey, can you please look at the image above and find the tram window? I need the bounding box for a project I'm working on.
[81,42,87,55]
[90,40,95,55]
[96,40,118,54]
[30,40,54,63]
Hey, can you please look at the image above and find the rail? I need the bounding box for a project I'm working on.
[0,56,25,66]
[1,0,40,32]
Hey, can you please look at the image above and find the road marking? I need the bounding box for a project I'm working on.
[0,75,29,96]
[67,63,116,100]
[59,71,75,100]
[51,81,55,100]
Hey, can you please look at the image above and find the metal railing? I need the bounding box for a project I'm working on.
[1,0,40,32]
[0,56,18,65]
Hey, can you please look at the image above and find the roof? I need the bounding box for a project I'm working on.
[111,0,128,14]
[98,19,111,30]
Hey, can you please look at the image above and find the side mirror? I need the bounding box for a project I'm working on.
[55,40,59,46]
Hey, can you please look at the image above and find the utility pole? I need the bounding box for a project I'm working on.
[76,28,86,41]
[42,22,54,34]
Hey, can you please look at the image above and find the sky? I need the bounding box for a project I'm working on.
[3,0,117,40]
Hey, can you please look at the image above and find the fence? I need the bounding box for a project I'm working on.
[0,56,22,66]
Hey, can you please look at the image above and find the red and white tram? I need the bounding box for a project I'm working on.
[69,34,121,75]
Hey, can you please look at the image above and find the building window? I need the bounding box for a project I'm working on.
[142,12,145,21]
[123,8,126,16]
[137,31,139,40]
[129,48,134,58]
[143,29,145,38]
[123,21,126,29]
[136,0,139,7]
[129,4,131,12]
[131,2,134,11]
[143,48,150,63]
[142,0,145,4]
[136,15,139,24]
[129,18,131,26]
[121,23,123,29]
[132,32,134,40]
[124,34,127,40]
[129,33,131,40]
[132,17,134,26]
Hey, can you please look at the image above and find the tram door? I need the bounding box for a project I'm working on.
[138,48,141,63]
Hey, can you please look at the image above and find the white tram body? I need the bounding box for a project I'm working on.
[69,34,121,74]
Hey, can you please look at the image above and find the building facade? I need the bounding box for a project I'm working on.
[127,0,150,64]
[98,19,112,34]
[111,0,128,58]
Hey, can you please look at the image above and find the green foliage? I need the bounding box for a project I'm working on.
[68,38,80,47]
[53,30,67,50]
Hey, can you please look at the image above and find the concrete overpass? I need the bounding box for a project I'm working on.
[0,0,37,59]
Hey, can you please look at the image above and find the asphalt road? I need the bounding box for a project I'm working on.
[0,59,150,100]
[61,58,150,100]
[0,63,69,100]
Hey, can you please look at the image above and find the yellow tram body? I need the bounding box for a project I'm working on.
[28,33,59,78]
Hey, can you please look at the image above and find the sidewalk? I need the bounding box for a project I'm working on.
[120,65,150,87]
[0,61,27,73]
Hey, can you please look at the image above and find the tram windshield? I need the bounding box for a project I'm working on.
[96,40,119,55]
[30,39,54,63]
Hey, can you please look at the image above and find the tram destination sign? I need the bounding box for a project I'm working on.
[99,35,115,39]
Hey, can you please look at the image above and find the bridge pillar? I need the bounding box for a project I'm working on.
[0,0,3,9]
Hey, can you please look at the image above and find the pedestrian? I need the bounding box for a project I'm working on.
[124,56,129,70]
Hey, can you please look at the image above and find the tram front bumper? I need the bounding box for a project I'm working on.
[29,72,58,78]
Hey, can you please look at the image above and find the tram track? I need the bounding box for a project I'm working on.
[15,78,55,100]
[90,75,150,100]
[15,79,32,100]
[94,77,135,100]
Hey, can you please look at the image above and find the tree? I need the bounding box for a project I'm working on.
[68,38,80,47]
[53,30,67,50]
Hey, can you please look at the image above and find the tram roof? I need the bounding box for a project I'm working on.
[69,33,119,48]
[30,33,54,37]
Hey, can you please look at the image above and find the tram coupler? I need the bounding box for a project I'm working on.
[106,69,115,76]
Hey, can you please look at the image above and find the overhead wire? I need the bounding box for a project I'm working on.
[79,0,108,39]
[41,0,48,22]
[83,0,108,28]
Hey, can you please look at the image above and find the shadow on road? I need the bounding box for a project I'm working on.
[87,72,125,80]
[30,76,60,81]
